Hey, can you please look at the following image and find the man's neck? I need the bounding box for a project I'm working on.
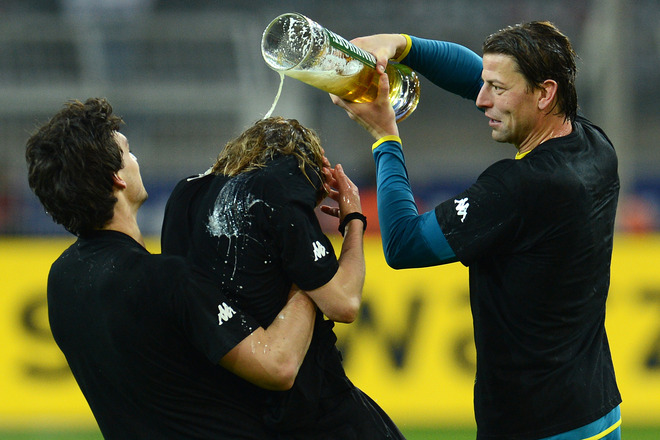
[517,116,573,155]
[101,221,145,248]
[102,201,146,248]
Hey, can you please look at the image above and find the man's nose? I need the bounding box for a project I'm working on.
[475,84,490,109]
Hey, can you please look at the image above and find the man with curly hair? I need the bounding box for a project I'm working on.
[162,116,405,439]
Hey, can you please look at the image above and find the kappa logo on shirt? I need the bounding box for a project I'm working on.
[454,197,469,222]
[217,302,236,326]
[312,240,329,261]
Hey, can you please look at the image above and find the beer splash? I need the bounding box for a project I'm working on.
[263,72,285,119]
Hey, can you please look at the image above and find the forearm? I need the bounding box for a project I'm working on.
[400,35,483,101]
[266,290,316,362]
[373,137,457,268]
[336,219,366,310]
[308,222,364,323]
[219,291,316,390]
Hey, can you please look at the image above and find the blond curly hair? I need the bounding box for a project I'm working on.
[212,117,327,199]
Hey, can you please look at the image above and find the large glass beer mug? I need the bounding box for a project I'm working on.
[261,13,420,122]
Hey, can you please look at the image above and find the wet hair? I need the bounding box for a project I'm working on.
[25,98,124,236]
[212,116,327,199]
[483,21,578,122]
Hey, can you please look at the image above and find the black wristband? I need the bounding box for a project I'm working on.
[338,212,367,237]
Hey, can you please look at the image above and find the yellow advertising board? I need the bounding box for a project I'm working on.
[0,237,91,427]
[332,234,660,427]
[0,235,659,428]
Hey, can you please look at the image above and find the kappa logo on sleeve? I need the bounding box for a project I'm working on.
[217,302,236,326]
[454,197,469,222]
[312,240,328,261]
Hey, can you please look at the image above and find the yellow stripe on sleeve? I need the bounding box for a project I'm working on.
[372,135,402,151]
[393,34,412,63]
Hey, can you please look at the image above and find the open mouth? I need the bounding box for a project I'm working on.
[487,117,500,128]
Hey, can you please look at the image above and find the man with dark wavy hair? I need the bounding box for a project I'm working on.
[25,98,320,439]
[332,21,621,440]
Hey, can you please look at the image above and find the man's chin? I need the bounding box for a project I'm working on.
[490,131,504,143]
[490,130,510,144]
[139,192,149,207]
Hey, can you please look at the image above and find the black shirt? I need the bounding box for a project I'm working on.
[162,156,338,326]
[162,155,350,432]
[435,116,622,439]
[48,230,268,439]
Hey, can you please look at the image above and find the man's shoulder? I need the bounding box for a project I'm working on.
[573,114,615,149]
[170,171,215,198]
[478,157,520,182]
[247,155,317,201]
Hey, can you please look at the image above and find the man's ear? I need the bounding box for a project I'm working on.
[112,173,127,189]
[538,79,559,111]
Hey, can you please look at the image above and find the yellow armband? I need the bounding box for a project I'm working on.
[372,135,403,151]
[393,34,412,63]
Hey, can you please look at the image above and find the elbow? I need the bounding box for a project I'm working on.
[268,374,296,392]
[326,297,361,323]
[263,358,301,391]
[385,257,405,270]
[384,249,408,270]
[341,298,361,323]
[311,274,363,323]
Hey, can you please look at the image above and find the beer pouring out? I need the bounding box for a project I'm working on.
[261,12,420,122]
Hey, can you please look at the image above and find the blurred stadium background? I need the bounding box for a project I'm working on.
[1,0,659,438]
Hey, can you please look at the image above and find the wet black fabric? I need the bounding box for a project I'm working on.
[162,156,338,326]
[48,230,268,439]
[435,116,622,439]
[163,155,405,439]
